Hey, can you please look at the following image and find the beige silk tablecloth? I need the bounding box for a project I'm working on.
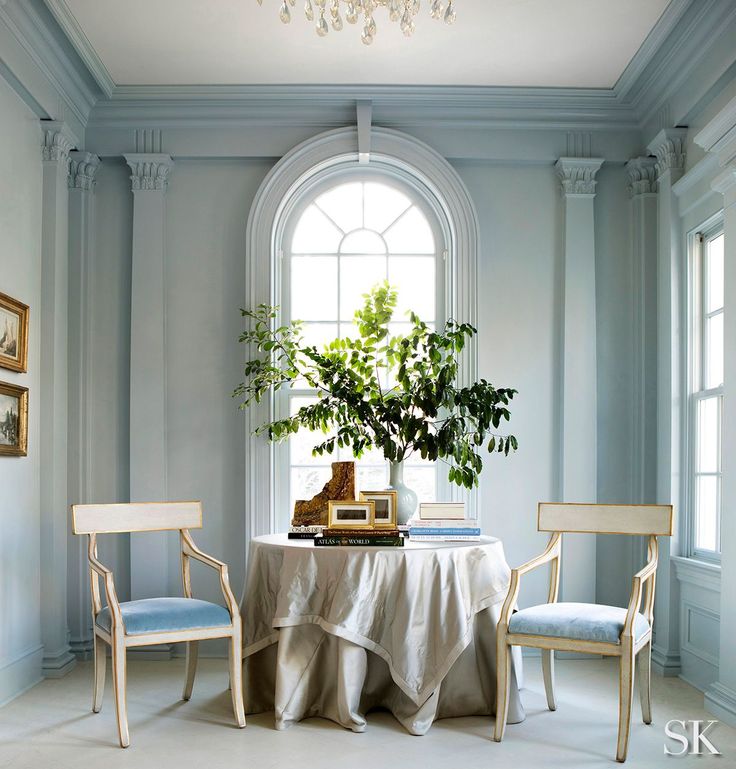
[241,534,524,734]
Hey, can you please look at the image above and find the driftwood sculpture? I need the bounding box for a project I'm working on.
[292,461,355,527]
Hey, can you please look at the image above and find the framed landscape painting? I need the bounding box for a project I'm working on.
[0,381,28,456]
[0,292,29,373]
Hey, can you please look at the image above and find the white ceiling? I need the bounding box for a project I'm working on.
[61,0,671,88]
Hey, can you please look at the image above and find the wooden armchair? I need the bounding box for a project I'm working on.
[494,503,673,763]
[71,501,245,748]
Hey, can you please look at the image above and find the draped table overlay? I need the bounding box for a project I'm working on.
[241,534,524,734]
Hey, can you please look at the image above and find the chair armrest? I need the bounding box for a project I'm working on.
[86,537,123,631]
[180,530,240,620]
[623,536,659,638]
[498,532,561,629]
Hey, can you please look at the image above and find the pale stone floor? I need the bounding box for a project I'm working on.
[1,657,734,769]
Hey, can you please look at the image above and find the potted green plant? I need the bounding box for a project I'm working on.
[235,283,518,524]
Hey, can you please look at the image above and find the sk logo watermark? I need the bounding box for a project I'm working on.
[664,719,721,756]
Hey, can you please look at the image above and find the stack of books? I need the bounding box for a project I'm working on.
[288,525,326,540]
[407,518,481,542]
[315,529,404,547]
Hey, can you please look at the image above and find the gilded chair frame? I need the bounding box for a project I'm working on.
[71,501,246,748]
[494,503,673,763]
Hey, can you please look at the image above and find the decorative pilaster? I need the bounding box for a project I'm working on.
[647,127,688,676]
[555,156,604,608]
[626,157,659,506]
[696,96,736,725]
[39,121,77,677]
[125,153,174,633]
[67,151,100,659]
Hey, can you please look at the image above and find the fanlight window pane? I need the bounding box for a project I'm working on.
[289,396,335,464]
[340,256,387,321]
[384,206,435,254]
[364,182,411,232]
[316,182,363,233]
[291,257,337,320]
[357,465,389,493]
[707,234,724,312]
[284,176,442,516]
[292,205,343,254]
[697,397,719,473]
[291,466,332,511]
[695,475,718,552]
[706,312,724,389]
[389,256,436,321]
[340,229,386,255]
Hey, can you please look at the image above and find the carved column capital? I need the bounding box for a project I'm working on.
[68,152,101,191]
[124,153,174,191]
[555,157,604,196]
[646,128,687,178]
[626,157,659,197]
[41,121,75,165]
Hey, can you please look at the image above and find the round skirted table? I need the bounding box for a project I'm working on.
[241,534,524,734]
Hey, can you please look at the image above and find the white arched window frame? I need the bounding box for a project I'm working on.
[245,127,480,540]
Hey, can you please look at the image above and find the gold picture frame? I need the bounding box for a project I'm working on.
[328,500,375,530]
[0,292,29,373]
[359,490,398,529]
[0,381,28,456]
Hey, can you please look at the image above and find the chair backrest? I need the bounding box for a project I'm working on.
[71,501,203,535]
[537,503,673,536]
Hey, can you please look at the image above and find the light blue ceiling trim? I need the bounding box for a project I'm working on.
[613,0,693,100]
[0,0,725,138]
[44,0,114,98]
[0,0,102,140]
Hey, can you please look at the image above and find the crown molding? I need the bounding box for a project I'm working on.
[694,93,736,167]
[0,0,723,140]
[86,84,639,132]
[613,0,693,101]
[0,0,102,140]
[631,0,736,137]
[44,0,114,98]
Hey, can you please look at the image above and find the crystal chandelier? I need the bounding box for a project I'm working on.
[257,0,457,45]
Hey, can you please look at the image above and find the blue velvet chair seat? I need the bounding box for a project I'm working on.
[508,602,650,644]
[96,597,232,636]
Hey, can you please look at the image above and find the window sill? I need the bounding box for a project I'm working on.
[671,555,721,592]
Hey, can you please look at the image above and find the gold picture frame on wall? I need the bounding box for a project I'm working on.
[0,292,29,373]
[327,500,375,530]
[359,490,398,529]
[0,381,28,456]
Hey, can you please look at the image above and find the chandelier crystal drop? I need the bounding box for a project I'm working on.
[258,0,457,45]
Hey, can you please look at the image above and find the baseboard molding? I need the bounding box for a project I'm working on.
[69,637,94,661]
[651,644,681,677]
[705,681,736,727]
[42,646,77,679]
[0,645,43,707]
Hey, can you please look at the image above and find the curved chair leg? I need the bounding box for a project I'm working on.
[229,629,246,728]
[541,649,556,711]
[616,641,635,762]
[493,630,511,742]
[638,641,652,725]
[183,641,199,701]
[111,633,130,748]
[92,634,107,713]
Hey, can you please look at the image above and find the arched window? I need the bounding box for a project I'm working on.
[245,126,479,537]
[274,171,447,525]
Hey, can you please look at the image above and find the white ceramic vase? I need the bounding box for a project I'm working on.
[388,461,418,525]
